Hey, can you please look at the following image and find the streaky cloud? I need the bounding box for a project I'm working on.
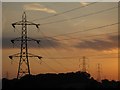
[23,3,57,14]
[74,35,118,51]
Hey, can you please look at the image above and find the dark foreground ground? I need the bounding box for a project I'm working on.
[2,71,120,89]
[0,80,1,90]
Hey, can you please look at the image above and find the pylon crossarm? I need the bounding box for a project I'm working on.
[9,53,21,59]
[12,21,23,27]
[27,37,40,44]
[12,21,40,27]
[28,53,42,59]
[11,37,21,43]
[25,21,40,27]
[9,53,42,59]
[11,37,40,44]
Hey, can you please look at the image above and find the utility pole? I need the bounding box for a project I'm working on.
[97,63,101,82]
[9,12,42,79]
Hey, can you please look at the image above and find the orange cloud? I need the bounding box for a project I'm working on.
[80,2,89,6]
[103,48,118,54]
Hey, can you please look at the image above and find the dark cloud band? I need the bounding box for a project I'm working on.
[74,35,118,51]
[2,37,61,49]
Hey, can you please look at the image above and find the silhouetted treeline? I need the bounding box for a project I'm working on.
[2,71,119,89]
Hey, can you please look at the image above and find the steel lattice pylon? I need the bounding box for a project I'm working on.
[9,12,42,79]
[82,56,86,72]
[97,63,101,82]
[79,56,88,72]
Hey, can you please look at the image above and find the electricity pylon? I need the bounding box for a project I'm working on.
[9,12,42,79]
[79,56,88,72]
[97,63,101,82]
[82,56,87,72]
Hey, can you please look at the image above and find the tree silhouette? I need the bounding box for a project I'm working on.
[2,71,119,89]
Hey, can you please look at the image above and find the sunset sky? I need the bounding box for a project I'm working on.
[2,2,118,80]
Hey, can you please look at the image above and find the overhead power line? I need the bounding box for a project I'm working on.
[38,29,71,71]
[52,31,118,41]
[31,2,97,21]
[41,60,58,73]
[40,6,118,25]
[46,22,118,38]
[38,41,70,71]
[44,53,118,59]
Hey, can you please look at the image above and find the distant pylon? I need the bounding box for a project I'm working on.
[82,56,86,72]
[79,56,88,72]
[9,12,42,79]
[97,63,101,82]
